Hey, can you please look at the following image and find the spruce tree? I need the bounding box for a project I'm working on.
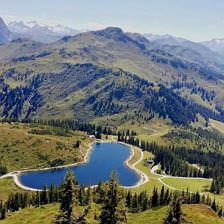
[99,172,127,224]
[40,186,49,205]
[0,201,6,220]
[160,186,165,206]
[151,187,158,207]
[218,208,223,217]
[0,206,6,220]
[126,191,132,208]
[73,206,89,224]
[131,193,139,212]
[164,193,183,224]
[54,170,79,224]
[211,199,217,212]
[84,185,92,205]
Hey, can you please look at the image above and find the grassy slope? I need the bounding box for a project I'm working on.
[0,204,59,224]
[182,204,224,224]
[160,176,224,207]
[118,117,173,145]
[1,203,223,224]
[0,123,93,171]
[127,206,168,224]
[129,204,224,224]
[161,177,212,192]
[210,119,224,134]
[0,177,24,201]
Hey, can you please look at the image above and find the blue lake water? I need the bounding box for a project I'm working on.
[19,142,140,189]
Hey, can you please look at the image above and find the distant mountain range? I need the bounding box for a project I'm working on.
[201,39,224,57]
[1,15,224,55]
[144,33,224,58]
[0,16,79,43]
[7,20,80,43]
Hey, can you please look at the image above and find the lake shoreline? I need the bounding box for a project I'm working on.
[0,139,148,191]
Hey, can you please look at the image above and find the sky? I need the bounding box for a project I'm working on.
[0,0,224,41]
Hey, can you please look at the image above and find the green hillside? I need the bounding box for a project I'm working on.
[0,122,93,171]
[0,27,223,125]
[1,203,223,224]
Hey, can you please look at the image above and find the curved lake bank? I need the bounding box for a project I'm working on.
[19,142,141,189]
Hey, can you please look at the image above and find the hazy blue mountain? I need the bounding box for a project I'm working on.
[8,20,80,43]
[0,16,15,43]
[144,33,224,70]
[201,39,224,57]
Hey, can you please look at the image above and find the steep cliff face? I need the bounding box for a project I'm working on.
[0,16,14,43]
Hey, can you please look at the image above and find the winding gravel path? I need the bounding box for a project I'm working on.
[120,143,149,188]
[0,140,149,191]
[150,165,212,193]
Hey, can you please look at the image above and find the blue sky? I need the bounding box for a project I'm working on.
[1,0,224,41]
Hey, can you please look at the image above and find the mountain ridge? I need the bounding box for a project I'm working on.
[0,25,224,125]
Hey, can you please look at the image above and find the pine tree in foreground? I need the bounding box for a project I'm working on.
[54,170,79,224]
[99,172,127,224]
[0,201,6,220]
[164,193,183,224]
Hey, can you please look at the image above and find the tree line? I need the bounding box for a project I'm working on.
[118,133,224,194]
[0,170,222,223]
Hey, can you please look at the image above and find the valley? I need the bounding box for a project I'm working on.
[0,4,224,222]
[1,118,224,223]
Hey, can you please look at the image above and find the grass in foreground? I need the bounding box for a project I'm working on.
[182,204,224,224]
[127,206,167,224]
[0,204,59,224]
[1,203,223,224]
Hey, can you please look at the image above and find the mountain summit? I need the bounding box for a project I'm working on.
[93,27,129,41]
[0,16,14,43]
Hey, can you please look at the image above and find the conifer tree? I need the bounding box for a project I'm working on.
[85,185,92,205]
[164,193,183,224]
[218,208,223,217]
[73,206,89,224]
[0,201,6,220]
[0,206,6,220]
[151,187,158,207]
[99,172,127,224]
[211,199,217,212]
[160,186,165,206]
[126,191,132,208]
[131,193,139,212]
[40,186,49,205]
[54,170,79,224]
